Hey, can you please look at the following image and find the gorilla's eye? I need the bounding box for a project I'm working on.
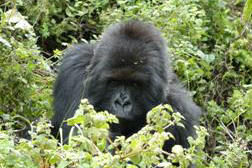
[108,79,118,86]
[132,81,141,87]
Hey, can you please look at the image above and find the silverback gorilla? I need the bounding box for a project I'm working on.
[51,20,202,152]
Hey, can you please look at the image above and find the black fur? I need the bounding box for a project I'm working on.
[51,20,202,151]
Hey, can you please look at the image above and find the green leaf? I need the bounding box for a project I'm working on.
[243,0,252,22]
[57,160,69,168]
[171,145,184,155]
[130,154,142,165]
[67,115,85,125]
[126,164,139,168]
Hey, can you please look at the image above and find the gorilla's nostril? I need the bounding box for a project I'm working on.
[123,101,132,112]
[123,101,131,106]
[114,99,131,107]
[115,100,121,106]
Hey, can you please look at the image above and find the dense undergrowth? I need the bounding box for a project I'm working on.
[0,0,251,167]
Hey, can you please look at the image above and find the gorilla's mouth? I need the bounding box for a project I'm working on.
[111,107,144,121]
[113,102,133,118]
[109,117,146,139]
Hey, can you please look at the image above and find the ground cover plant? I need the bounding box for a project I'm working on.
[0,0,251,167]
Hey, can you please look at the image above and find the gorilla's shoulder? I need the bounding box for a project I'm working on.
[60,43,94,71]
[65,43,94,55]
[166,80,202,125]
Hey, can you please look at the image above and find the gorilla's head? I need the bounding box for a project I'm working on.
[83,21,170,135]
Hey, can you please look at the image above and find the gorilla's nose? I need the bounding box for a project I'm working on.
[115,95,131,107]
[114,92,132,111]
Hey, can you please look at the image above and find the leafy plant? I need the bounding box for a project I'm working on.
[0,101,208,168]
[0,9,53,119]
[0,0,251,167]
[243,0,252,22]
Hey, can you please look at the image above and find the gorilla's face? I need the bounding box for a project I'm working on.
[84,65,166,138]
[84,57,166,122]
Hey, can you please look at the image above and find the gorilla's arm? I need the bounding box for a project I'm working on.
[51,44,94,140]
[164,82,202,151]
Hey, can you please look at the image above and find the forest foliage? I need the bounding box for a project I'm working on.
[0,0,251,167]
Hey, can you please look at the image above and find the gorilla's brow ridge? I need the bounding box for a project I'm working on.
[104,68,149,83]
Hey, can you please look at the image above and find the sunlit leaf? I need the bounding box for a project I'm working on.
[243,0,252,22]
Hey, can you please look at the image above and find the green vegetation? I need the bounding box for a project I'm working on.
[0,0,251,167]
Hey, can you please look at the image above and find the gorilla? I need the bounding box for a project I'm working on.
[51,20,202,152]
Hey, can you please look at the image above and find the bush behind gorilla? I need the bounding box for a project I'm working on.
[52,20,202,152]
